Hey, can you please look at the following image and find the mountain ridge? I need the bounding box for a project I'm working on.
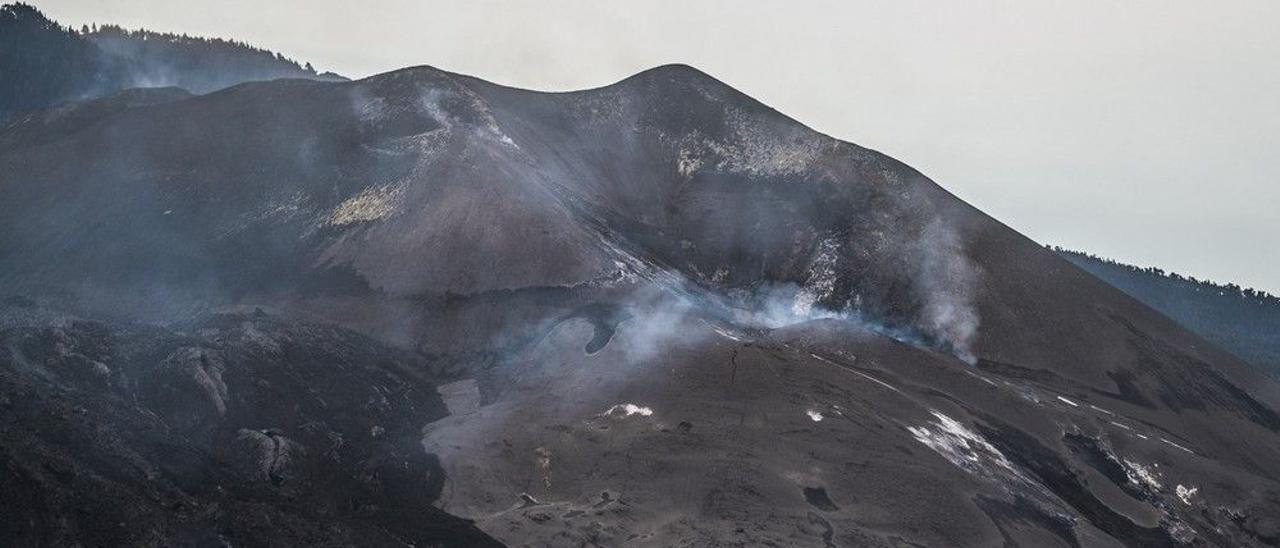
[3,57,1280,545]
[3,59,1276,409]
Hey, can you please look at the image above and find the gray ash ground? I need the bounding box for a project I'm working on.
[2,65,1280,546]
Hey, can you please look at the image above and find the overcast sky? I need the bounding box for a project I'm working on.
[39,0,1280,293]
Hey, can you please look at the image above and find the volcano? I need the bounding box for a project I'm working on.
[2,64,1279,547]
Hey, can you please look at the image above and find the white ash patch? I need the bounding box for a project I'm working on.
[358,75,518,150]
[594,237,671,287]
[422,84,520,150]
[795,237,841,315]
[1123,459,1163,490]
[1176,484,1198,505]
[907,411,1024,482]
[677,147,704,177]
[673,106,828,179]
[723,107,826,177]
[1089,404,1114,415]
[808,353,902,394]
[709,323,744,342]
[613,260,638,279]
[740,283,845,328]
[327,183,405,226]
[603,403,653,418]
[789,289,823,319]
[1160,437,1195,455]
[1056,396,1079,407]
[595,260,644,288]
[806,410,824,422]
[853,369,901,394]
[965,370,999,387]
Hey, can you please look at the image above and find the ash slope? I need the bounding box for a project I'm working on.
[1,64,1279,546]
[1058,248,1280,380]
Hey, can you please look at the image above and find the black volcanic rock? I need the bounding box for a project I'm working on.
[0,302,500,546]
[1,63,1279,546]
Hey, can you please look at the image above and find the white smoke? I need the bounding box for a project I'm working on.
[914,219,982,364]
[612,286,700,364]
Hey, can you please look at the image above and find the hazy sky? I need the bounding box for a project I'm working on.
[39,0,1280,293]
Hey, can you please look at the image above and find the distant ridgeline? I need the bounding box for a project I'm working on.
[1056,247,1280,378]
[0,3,342,122]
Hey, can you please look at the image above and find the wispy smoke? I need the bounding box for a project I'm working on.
[594,218,985,369]
[913,219,981,364]
[611,285,700,364]
[723,282,846,329]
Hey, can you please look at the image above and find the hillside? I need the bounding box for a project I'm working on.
[0,3,340,123]
[2,62,1279,545]
[1058,247,1280,379]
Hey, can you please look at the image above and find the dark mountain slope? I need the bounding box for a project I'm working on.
[0,298,501,546]
[1057,248,1280,379]
[1,64,1279,545]
[0,3,339,123]
[0,86,193,152]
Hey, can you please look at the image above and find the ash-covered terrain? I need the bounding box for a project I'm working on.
[2,63,1280,547]
[1057,248,1280,381]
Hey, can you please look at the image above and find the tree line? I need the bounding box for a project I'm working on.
[1,3,333,123]
[1052,246,1278,307]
